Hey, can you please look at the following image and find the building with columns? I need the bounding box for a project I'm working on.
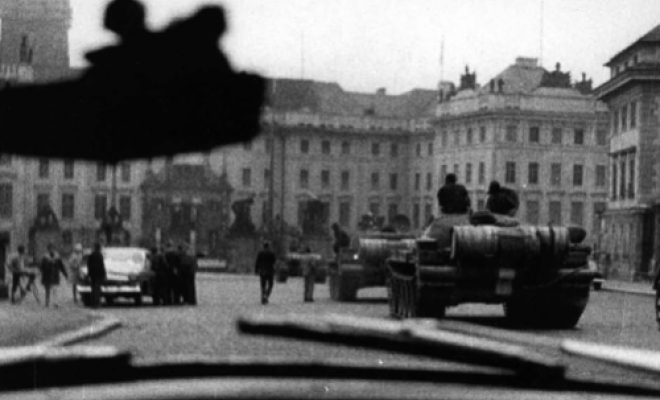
[595,24,660,280]
[434,57,610,248]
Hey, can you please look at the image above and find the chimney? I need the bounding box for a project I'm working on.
[376,87,386,95]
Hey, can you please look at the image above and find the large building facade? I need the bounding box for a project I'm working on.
[434,58,610,249]
[596,24,660,280]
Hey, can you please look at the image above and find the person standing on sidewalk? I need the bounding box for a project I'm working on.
[255,241,276,305]
[67,243,84,304]
[301,246,318,303]
[87,243,107,308]
[40,243,68,308]
[164,241,182,305]
[8,245,28,304]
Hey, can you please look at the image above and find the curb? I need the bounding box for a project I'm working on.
[37,313,122,348]
[601,286,655,298]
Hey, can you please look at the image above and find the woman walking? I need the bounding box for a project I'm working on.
[40,243,68,308]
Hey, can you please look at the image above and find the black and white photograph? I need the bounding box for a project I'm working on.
[1,0,660,398]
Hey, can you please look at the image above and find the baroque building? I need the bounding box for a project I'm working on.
[434,57,610,248]
[595,24,660,280]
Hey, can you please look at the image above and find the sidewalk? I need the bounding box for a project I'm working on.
[0,302,103,347]
[601,279,655,297]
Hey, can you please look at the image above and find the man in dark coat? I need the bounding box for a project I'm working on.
[437,173,471,215]
[150,246,170,305]
[485,180,519,217]
[178,243,198,305]
[331,223,351,258]
[87,243,106,308]
[255,242,276,305]
[164,241,182,305]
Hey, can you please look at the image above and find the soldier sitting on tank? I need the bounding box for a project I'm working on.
[423,174,472,247]
[485,180,519,217]
[331,223,351,259]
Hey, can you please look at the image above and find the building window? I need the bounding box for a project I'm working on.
[467,128,473,145]
[62,230,73,247]
[300,169,309,189]
[321,170,330,189]
[619,158,626,199]
[427,142,433,156]
[596,130,607,146]
[506,125,517,142]
[528,162,539,185]
[300,139,309,154]
[551,128,562,145]
[96,163,107,182]
[593,202,607,234]
[415,172,421,191]
[440,165,447,183]
[551,163,561,186]
[478,162,485,184]
[94,194,107,220]
[629,153,636,199]
[265,138,273,153]
[119,196,132,221]
[611,162,618,200]
[612,109,619,134]
[388,204,398,223]
[121,163,131,183]
[242,168,252,187]
[424,203,433,225]
[630,101,637,129]
[413,203,420,229]
[37,193,50,213]
[389,173,398,191]
[264,168,270,188]
[549,201,562,225]
[426,172,432,191]
[479,126,486,143]
[574,129,584,145]
[369,202,381,217]
[64,160,74,180]
[341,171,350,191]
[341,141,350,155]
[61,193,74,220]
[596,165,606,187]
[441,131,448,147]
[453,164,459,176]
[621,104,628,132]
[526,200,540,224]
[416,143,422,157]
[466,163,472,184]
[570,202,584,227]
[505,162,516,184]
[453,130,459,146]
[390,143,399,158]
[371,172,380,190]
[372,142,380,156]
[39,158,50,179]
[0,184,12,218]
[322,140,331,155]
[573,164,583,186]
[529,127,540,143]
[297,201,305,226]
[339,202,351,227]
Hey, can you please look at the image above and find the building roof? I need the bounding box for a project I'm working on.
[266,78,437,118]
[606,23,660,66]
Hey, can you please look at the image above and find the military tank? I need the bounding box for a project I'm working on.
[328,232,417,302]
[387,216,595,328]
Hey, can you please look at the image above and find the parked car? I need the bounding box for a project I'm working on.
[76,247,153,306]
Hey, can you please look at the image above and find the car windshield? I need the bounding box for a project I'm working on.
[4,0,660,396]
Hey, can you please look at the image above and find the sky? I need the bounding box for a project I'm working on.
[68,0,660,95]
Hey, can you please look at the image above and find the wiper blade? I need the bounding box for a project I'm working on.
[237,313,565,381]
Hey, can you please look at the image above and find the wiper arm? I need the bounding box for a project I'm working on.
[237,313,565,381]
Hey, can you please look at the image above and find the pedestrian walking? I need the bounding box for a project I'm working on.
[485,180,519,217]
[7,245,30,304]
[164,241,182,305]
[86,243,107,308]
[302,246,318,302]
[255,241,276,305]
[40,243,68,308]
[178,243,198,305]
[150,246,170,305]
[68,243,84,303]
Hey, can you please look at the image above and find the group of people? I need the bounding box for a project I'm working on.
[437,174,519,219]
[254,242,320,304]
[149,242,198,306]
[7,242,106,308]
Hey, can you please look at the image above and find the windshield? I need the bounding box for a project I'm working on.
[4,0,660,396]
